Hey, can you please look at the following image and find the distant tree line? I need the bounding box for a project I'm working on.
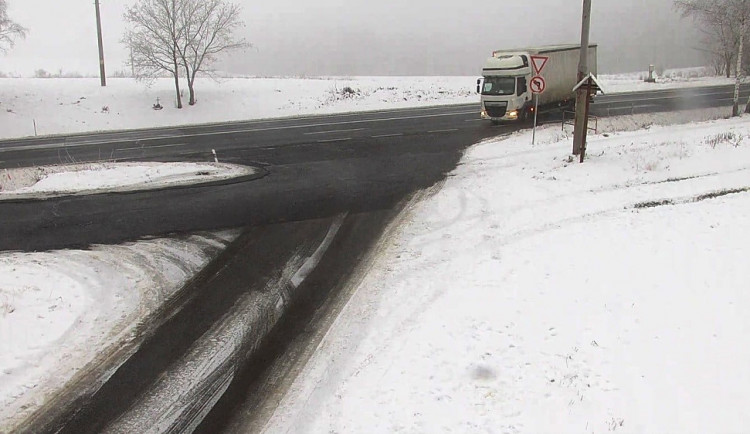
[124,0,249,109]
[675,0,750,115]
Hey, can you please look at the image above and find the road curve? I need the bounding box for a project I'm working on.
[0,104,510,252]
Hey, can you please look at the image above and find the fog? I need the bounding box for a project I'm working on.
[2,0,702,77]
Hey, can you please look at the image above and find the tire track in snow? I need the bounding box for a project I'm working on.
[102,215,347,434]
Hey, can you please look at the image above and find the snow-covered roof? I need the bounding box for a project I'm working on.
[492,44,597,56]
[482,55,529,73]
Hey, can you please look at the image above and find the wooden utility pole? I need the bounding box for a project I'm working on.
[734,19,746,116]
[572,0,592,155]
[95,0,106,86]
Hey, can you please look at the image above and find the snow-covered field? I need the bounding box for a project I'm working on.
[0,70,736,140]
[264,114,750,434]
[0,71,748,433]
[0,76,476,139]
[601,66,734,93]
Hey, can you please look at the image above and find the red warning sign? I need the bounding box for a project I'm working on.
[530,76,546,94]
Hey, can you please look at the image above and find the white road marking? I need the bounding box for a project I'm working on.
[371,133,404,138]
[316,138,352,143]
[604,90,733,105]
[118,143,186,151]
[303,128,364,135]
[0,110,478,153]
[428,128,459,133]
[718,97,750,103]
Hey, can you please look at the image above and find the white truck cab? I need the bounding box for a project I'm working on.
[477,53,532,122]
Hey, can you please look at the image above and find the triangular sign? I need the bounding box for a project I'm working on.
[530,55,549,75]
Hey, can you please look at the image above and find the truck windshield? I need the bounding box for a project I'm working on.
[482,77,516,96]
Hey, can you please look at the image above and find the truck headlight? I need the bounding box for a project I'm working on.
[507,110,518,119]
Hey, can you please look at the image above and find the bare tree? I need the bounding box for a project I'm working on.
[0,0,27,53]
[123,0,247,109]
[176,0,248,105]
[696,20,738,77]
[674,0,750,115]
[124,0,186,108]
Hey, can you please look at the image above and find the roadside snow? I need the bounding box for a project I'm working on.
[0,161,255,198]
[263,114,750,433]
[0,160,250,429]
[0,231,241,429]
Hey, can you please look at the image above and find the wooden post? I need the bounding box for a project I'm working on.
[580,80,592,163]
[95,0,106,86]
[572,0,592,155]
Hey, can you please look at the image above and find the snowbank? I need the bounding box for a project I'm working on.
[0,160,254,429]
[0,162,255,199]
[0,230,241,429]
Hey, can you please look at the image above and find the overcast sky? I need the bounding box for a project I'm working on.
[2,0,702,77]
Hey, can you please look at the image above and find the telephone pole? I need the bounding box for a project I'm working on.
[95,0,106,86]
[572,0,592,155]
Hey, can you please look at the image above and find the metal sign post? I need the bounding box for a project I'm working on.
[532,93,539,145]
[530,75,546,145]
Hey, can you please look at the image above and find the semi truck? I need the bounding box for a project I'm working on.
[477,44,597,123]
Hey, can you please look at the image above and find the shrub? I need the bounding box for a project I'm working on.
[704,131,743,148]
[34,69,51,78]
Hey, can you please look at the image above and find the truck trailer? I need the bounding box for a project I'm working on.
[477,44,597,123]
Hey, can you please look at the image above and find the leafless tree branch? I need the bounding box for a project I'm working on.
[0,0,27,53]
[674,0,750,114]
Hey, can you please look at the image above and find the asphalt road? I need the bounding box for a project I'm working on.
[590,82,750,116]
[1,83,741,433]
[0,84,746,252]
[0,104,510,251]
